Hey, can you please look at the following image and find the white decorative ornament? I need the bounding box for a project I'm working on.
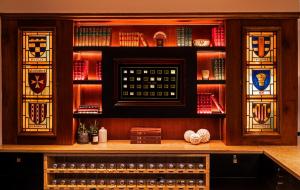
[184,130,195,142]
[189,133,201,145]
[197,129,210,143]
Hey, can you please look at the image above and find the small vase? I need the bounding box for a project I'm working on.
[77,132,89,144]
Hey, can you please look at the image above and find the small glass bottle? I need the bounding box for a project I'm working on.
[99,127,107,143]
[91,131,99,144]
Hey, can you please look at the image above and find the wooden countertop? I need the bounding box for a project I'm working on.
[0,140,263,153]
[0,140,300,180]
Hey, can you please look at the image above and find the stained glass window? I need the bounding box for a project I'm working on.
[245,31,278,133]
[20,31,54,135]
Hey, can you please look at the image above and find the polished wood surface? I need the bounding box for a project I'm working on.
[1,140,300,180]
[2,19,74,144]
[225,19,298,145]
[263,146,300,181]
[0,140,262,153]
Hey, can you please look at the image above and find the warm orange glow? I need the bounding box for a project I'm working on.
[74,19,223,26]
[197,51,225,80]
[73,85,102,112]
[73,51,102,80]
[197,84,225,113]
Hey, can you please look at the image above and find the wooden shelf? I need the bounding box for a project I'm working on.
[197,80,226,84]
[73,113,225,118]
[195,113,226,118]
[73,46,225,52]
[46,184,208,189]
[47,168,207,174]
[73,112,103,118]
[73,80,102,85]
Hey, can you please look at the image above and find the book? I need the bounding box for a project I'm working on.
[197,93,212,114]
[139,33,148,47]
[130,127,161,136]
[130,136,161,141]
[211,94,225,113]
[176,27,192,47]
[211,26,225,47]
[130,140,161,144]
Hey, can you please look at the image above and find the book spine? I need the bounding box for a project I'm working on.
[92,27,95,46]
[107,27,112,46]
[130,140,161,144]
[78,26,82,47]
[130,136,161,141]
[96,27,100,47]
[99,27,103,46]
[211,27,215,47]
[188,27,192,47]
[74,26,78,47]
[140,33,148,47]
[221,58,225,80]
[180,27,184,46]
[176,28,180,47]
[211,94,225,113]
[130,132,161,136]
[218,58,222,80]
[212,58,218,80]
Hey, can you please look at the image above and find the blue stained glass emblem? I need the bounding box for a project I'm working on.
[252,70,270,91]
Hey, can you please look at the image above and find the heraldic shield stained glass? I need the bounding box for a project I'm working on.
[20,31,53,134]
[245,31,278,133]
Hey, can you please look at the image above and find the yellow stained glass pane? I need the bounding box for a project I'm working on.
[245,30,278,134]
[21,30,53,134]
[246,99,277,132]
[246,32,276,64]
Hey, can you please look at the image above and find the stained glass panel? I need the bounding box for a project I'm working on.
[20,30,54,135]
[246,99,277,132]
[246,32,276,64]
[245,30,278,133]
[246,65,276,98]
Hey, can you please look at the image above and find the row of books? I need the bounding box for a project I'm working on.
[212,58,225,80]
[119,32,148,47]
[211,26,225,47]
[130,128,161,144]
[76,105,101,114]
[73,60,102,80]
[176,27,192,47]
[73,26,225,47]
[74,26,112,47]
[73,60,88,80]
[197,93,225,114]
[197,93,212,114]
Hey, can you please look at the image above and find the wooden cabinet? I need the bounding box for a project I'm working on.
[44,153,209,190]
[0,153,44,190]
[1,14,298,145]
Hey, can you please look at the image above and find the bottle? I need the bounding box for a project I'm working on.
[99,127,107,143]
[91,131,99,144]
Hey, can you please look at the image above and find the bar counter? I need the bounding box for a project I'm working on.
[1,140,300,180]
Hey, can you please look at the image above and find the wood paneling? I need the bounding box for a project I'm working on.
[2,18,74,144]
[2,19,18,144]
[224,19,242,145]
[224,19,298,145]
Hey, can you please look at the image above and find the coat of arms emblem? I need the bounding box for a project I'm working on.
[29,103,47,124]
[28,69,47,94]
[252,36,271,58]
[28,36,47,58]
[252,70,270,91]
[252,103,271,124]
